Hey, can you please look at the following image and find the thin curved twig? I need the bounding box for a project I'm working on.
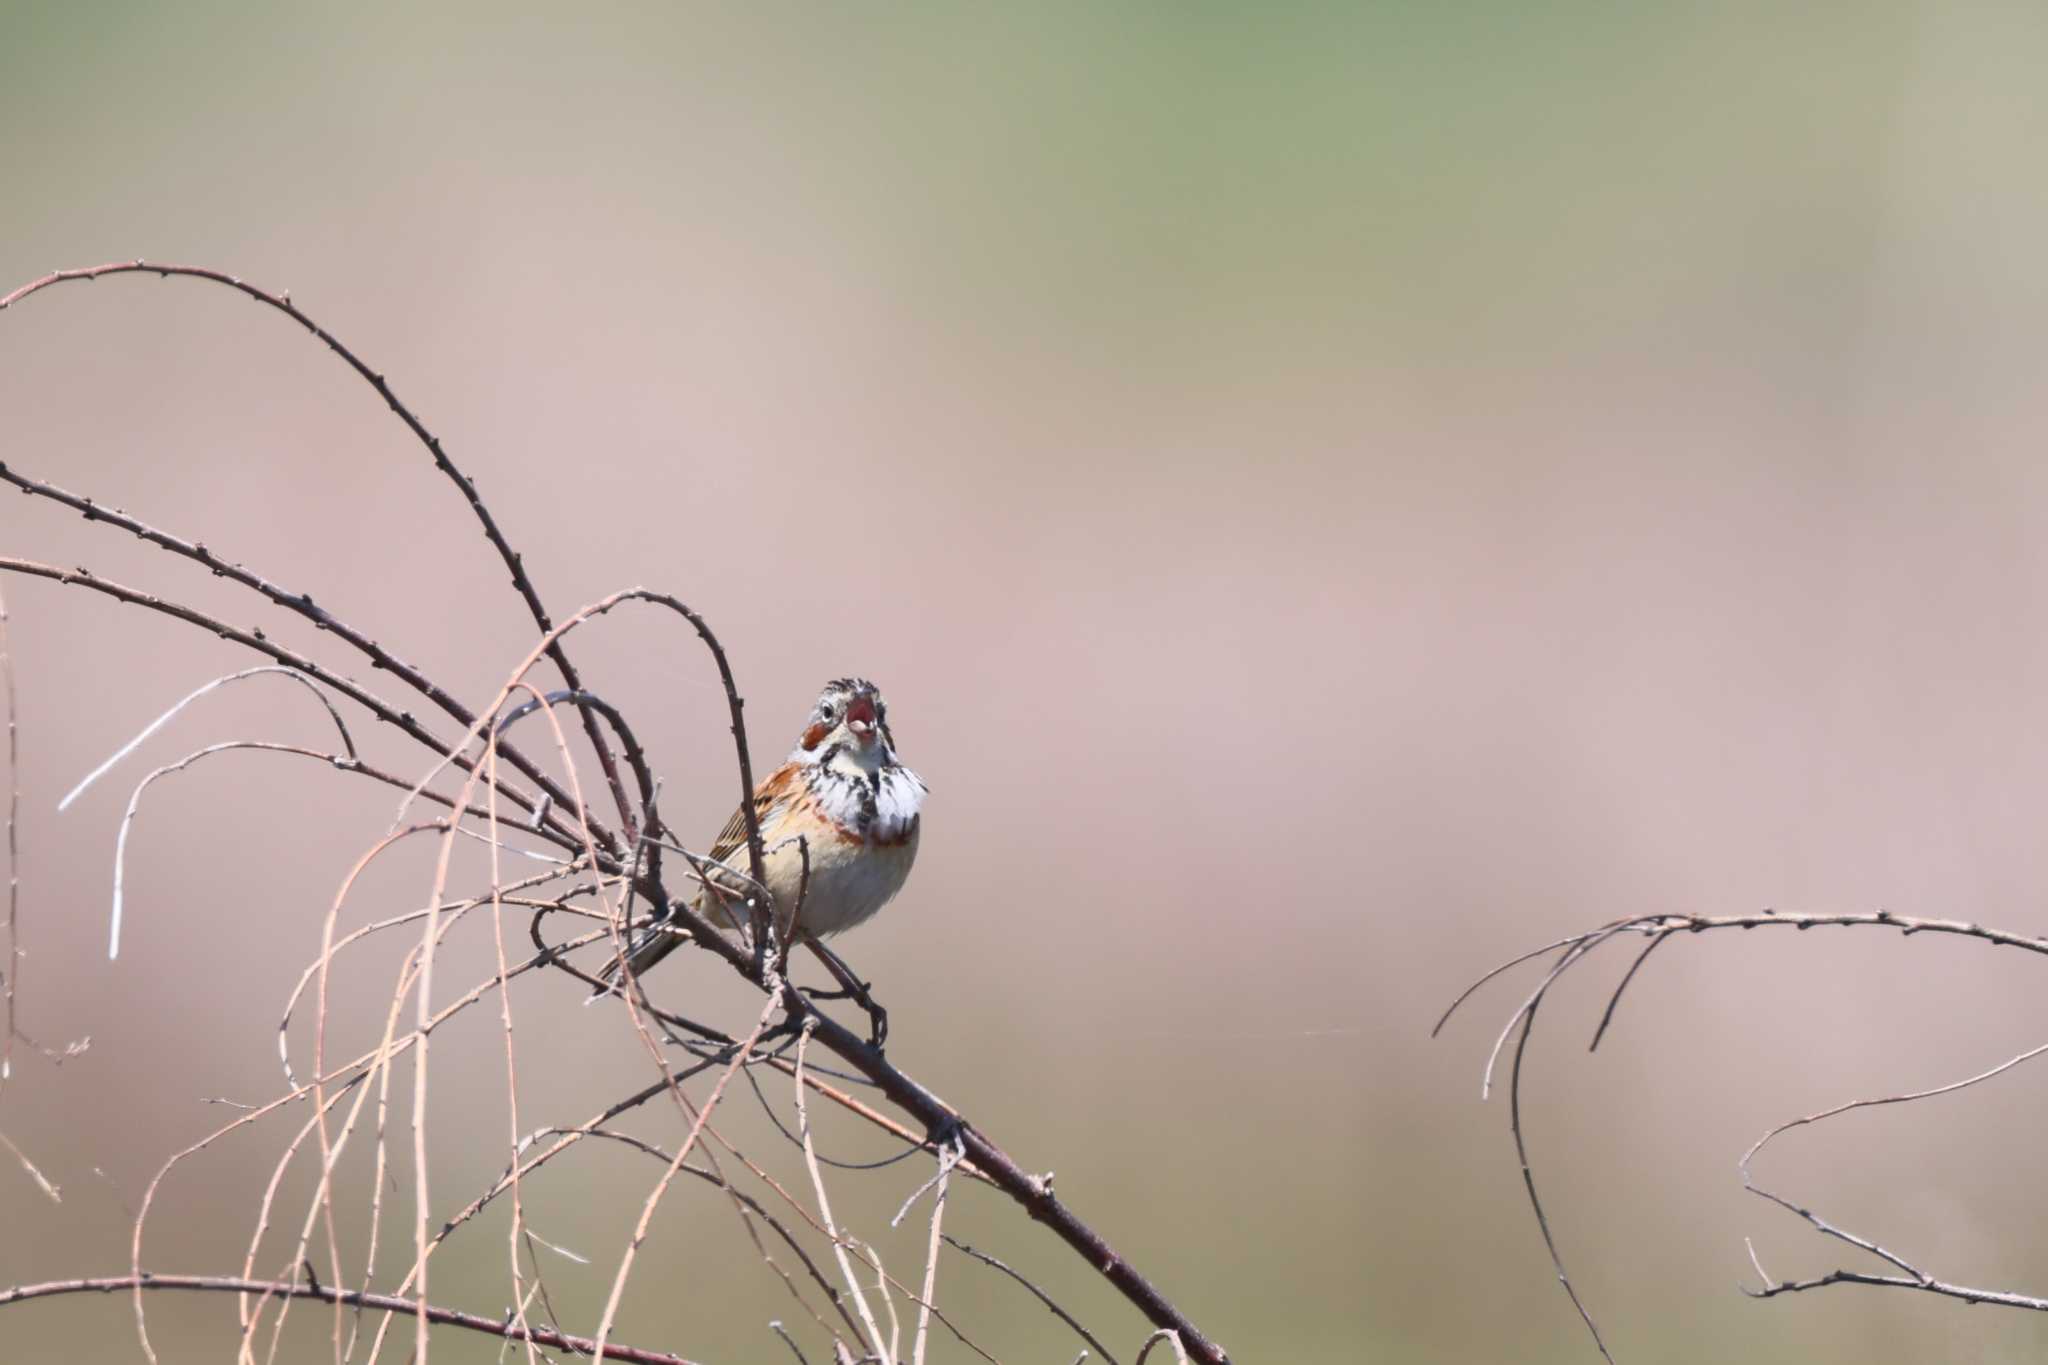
[1739,1036,2048,1298]
[59,664,356,811]
[1431,920,1631,1038]
[1506,986,1614,1363]
[103,740,528,963]
[1587,927,1674,1053]
[388,585,766,931]
[1134,1330,1189,1365]
[495,686,664,878]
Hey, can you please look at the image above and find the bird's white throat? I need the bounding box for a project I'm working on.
[801,759,925,845]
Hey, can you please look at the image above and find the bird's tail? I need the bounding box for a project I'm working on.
[586,916,692,1003]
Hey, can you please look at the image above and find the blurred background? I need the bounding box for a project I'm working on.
[8,3,2048,1360]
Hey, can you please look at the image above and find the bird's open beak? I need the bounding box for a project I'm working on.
[846,694,878,740]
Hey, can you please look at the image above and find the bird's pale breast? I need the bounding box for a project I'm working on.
[698,776,922,939]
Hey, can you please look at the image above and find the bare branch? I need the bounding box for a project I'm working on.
[1505,984,1614,1363]
[1587,927,1674,1053]
[0,1273,696,1364]
[1745,1269,2048,1312]
[1445,907,2048,1355]
[1737,1036,2048,1300]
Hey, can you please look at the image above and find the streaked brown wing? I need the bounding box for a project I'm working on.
[701,801,758,869]
[595,763,807,991]
[692,762,802,899]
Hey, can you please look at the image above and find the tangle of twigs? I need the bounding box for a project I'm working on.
[0,262,1229,1365]
[1441,907,2048,1359]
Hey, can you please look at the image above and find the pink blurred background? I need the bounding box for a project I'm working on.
[9,5,2048,1361]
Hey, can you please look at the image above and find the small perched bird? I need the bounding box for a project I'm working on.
[595,677,926,994]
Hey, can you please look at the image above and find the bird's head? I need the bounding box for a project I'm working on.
[793,677,895,766]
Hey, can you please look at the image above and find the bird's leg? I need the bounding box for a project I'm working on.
[801,934,888,1049]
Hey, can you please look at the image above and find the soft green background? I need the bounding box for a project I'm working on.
[9,3,2048,1361]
